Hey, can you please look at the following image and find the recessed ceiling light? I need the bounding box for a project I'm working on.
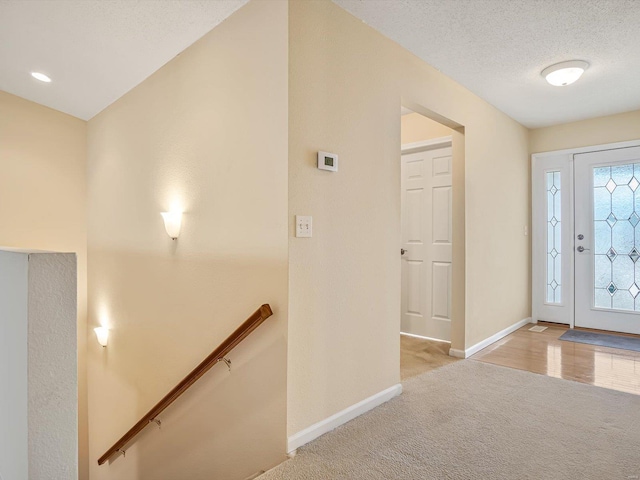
[31,72,52,83]
[541,60,589,87]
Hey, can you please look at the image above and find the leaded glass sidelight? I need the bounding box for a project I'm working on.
[593,164,640,311]
[546,171,561,303]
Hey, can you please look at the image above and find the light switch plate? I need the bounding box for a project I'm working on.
[296,215,312,237]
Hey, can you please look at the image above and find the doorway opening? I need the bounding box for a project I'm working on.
[399,106,459,379]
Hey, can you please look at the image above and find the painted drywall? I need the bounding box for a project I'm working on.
[0,251,77,480]
[401,112,454,144]
[288,0,529,436]
[86,1,288,479]
[28,253,78,480]
[0,91,89,479]
[530,109,640,153]
[0,251,29,480]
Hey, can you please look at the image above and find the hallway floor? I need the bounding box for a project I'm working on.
[261,360,640,479]
[259,329,640,478]
[400,334,458,380]
[472,324,640,396]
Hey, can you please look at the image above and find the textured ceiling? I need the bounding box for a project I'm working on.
[0,0,248,120]
[334,0,640,128]
[2,0,638,127]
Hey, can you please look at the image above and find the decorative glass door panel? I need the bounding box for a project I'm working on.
[592,164,640,311]
[575,146,640,334]
[546,171,562,304]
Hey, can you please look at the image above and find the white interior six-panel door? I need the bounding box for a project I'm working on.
[401,141,453,341]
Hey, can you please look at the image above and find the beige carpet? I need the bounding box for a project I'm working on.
[260,361,640,479]
[400,335,458,380]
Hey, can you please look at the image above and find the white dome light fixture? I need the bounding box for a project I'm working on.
[31,71,52,83]
[542,60,589,87]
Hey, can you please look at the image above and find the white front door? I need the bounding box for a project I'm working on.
[533,142,640,334]
[401,144,453,341]
[574,146,640,334]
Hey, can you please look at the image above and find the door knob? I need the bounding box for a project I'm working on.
[577,246,590,253]
[401,248,407,256]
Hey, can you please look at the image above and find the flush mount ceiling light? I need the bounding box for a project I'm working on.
[31,71,52,83]
[541,60,589,87]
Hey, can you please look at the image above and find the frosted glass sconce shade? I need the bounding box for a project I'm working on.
[94,327,109,347]
[161,211,182,240]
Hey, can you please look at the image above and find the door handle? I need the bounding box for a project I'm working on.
[401,248,407,256]
[577,246,590,253]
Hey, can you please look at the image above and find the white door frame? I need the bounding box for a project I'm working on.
[401,135,452,341]
[402,136,452,155]
[532,139,640,328]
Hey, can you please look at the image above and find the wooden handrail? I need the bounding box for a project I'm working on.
[98,304,274,465]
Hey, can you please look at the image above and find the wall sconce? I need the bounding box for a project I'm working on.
[161,211,182,240]
[94,327,109,347]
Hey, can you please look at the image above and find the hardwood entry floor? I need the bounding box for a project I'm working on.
[400,334,459,380]
[472,324,640,396]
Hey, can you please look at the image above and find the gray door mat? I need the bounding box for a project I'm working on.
[559,329,640,353]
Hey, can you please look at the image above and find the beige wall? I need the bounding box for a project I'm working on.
[86,2,288,480]
[288,0,530,436]
[401,112,454,144]
[0,91,89,479]
[1,0,537,472]
[531,109,640,153]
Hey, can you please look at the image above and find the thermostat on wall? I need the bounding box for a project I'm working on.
[318,151,338,172]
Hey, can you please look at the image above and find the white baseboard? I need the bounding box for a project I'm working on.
[400,331,451,344]
[448,348,466,358]
[287,383,402,453]
[448,317,533,359]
